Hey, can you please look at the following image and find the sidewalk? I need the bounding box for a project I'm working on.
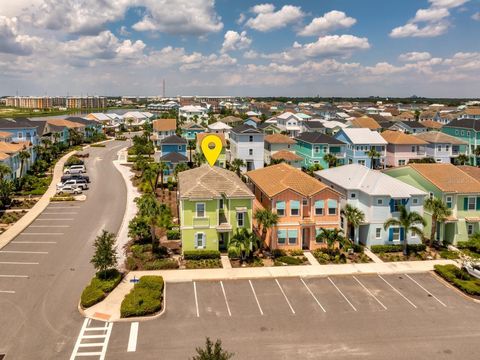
[0,149,77,250]
[83,258,456,322]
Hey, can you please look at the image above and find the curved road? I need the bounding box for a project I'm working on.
[0,140,128,359]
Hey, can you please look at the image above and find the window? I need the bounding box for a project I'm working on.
[195,233,205,249]
[429,192,434,199]
[455,130,459,135]
[398,160,406,166]
[288,230,298,245]
[249,135,253,142]
[468,224,474,236]
[323,146,328,153]
[358,160,366,166]
[277,230,286,244]
[315,200,324,215]
[437,145,442,151]
[446,196,452,208]
[17,132,23,139]
[412,198,418,205]
[392,199,401,212]
[313,160,319,164]
[328,199,337,215]
[178,145,182,150]
[377,198,383,205]
[248,149,253,156]
[350,193,356,198]
[196,203,205,218]
[468,197,476,210]
[411,146,415,152]
[376,228,381,239]
[314,146,320,153]
[411,231,417,238]
[356,146,359,151]
[446,145,450,152]
[461,131,465,136]
[302,198,308,206]
[219,199,224,209]
[276,201,285,216]
[290,200,300,216]
[467,131,471,137]
[392,228,400,241]
[237,212,245,227]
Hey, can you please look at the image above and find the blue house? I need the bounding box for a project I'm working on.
[294,132,346,169]
[243,117,262,128]
[0,118,40,146]
[180,122,205,140]
[335,128,387,169]
[158,135,188,179]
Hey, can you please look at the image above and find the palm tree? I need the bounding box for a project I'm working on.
[188,139,196,163]
[316,228,345,250]
[383,205,426,255]
[228,228,259,262]
[366,148,381,169]
[141,163,161,194]
[341,204,365,243]
[474,146,480,166]
[19,147,31,177]
[0,163,12,182]
[455,154,470,166]
[305,163,322,176]
[42,138,52,149]
[323,153,338,168]
[230,158,245,176]
[135,194,172,250]
[52,132,60,144]
[193,152,206,167]
[253,209,278,249]
[173,162,189,181]
[424,197,451,247]
[157,161,168,189]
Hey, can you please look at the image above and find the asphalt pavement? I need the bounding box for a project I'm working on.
[0,140,128,360]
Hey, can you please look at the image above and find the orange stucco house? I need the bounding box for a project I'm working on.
[246,163,342,251]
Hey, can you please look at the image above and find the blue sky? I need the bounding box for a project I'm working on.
[0,0,479,97]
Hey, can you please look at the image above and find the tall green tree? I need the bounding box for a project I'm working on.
[341,204,365,242]
[173,162,189,181]
[316,228,345,250]
[19,148,31,177]
[141,163,161,193]
[192,338,234,360]
[323,153,338,168]
[366,148,381,169]
[157,161,168,189]
[305,163,322,176]
[455,154,469,166]
[424,197,451,246]
[188,139,196,163]
[230,159,245,176]
[228,228,259,261]
[90,230,117,279]
[383,205,426,255]
[0,163,11,179]
[253,209,278,249]
[135,194,172,250]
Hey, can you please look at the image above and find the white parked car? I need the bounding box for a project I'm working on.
[56,179,88,190]
[64,165,86,174]
[56,185,83,195]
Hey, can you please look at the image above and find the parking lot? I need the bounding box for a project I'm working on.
[100,272,480,360]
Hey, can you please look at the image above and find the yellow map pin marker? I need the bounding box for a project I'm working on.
[201,134,223,166]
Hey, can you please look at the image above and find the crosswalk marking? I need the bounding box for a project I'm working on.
[70,318,113,360]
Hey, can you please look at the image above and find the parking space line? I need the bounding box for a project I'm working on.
[405,274,447,307]
[29,225,70,228]
[275,279,295,314]
[248,280,264,315]
[12,241,57,244]
[47,206,80,209]
[0,274,29,278]
[42,212,78,215]
[36,218,74,221]
[20,233,64,236]
[0,250,48,254]
[353,276,387,310]
[0,290,15,294]
[300,278,326,312]
[0,261,39,265]
[193,281,199,317]
[327,277,357,312]
[378,274,417,309]
[127,322,139,352]
[219,281,232,317]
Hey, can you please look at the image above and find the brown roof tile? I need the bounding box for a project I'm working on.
[264,133,296,144]
[271,151,303,161]
[420,120,443,129]
[196,132,227,146]
[153,118,176,132]
[350,116,381,130]
[414,131,467,145]
[381,130,428,145]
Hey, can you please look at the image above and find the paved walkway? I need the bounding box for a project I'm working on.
[83,258,457,322]
[221,255,232,269]
[112,144,140,269]
[0,149,77,250]
[303,251,320,265]
[364,248,384,263]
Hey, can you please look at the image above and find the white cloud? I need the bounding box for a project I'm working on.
[472,12,480,21]
[236,13,246,25]
[298,10,356,36]
[412,7,450,22]
[180,53,237,71]
[292,35,370,59]
[119,25,131,36]
[245,4,304,32]
[429,0,469,8]
[221,30,252,53]
[0,16,39,55]
[399,52,432,62]
[243,50,259,59]
[390,22,449,38]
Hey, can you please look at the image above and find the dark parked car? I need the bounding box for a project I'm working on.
[61,174,90,183]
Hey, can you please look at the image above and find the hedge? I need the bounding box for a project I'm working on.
[183,250,221,260]
[434,264,480,296]
[166,230,180,240]
[227,247,241,259]
[185,259,222,269]
[274,256,304,266]
[370,244,426,253]
[121,276,164,318]
[81,270,122,308]
[144,259,179,270]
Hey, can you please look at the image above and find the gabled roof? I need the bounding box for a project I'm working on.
[414,131,467,145]
[0,141,32,154]
[420,120,443,129]
[160,134,187,145]
[245,116,262,123]
[247,163,329,198]
[160,152,188,163]
[295,132,344,145]
[350,116,381,130]
[339,128,388,145]
[153,118,176,132]
[231,124,262,134]
[304,121,325,130]
[0,117,38,129]
[179,165,254,199]
[407,163,480,193]
[180,122,204,130]
[271,151,303,161]
[465,108,480,116]
[208,121,232,130]
[47,119,84,128]
[221,116,243,124]
[197,132,227,146]
[398,121,426,129]
[264,134,296,144]
[317,164,426,197]
[381,130,428,145]
[444,118,480,131]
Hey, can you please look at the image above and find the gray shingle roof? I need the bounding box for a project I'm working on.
[295,132,344,145]
[160,135,187,144]
[160,152,188,163]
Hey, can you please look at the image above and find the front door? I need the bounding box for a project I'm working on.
[219,233,228,251]
[302,228,309,250]
[246,161,254,171]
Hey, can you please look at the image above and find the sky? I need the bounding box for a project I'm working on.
[0,0,479,97]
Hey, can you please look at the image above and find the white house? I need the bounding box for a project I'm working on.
[123,111,155,126]
[179,105,208,123]
[207,121,232,139]
[315,164,426,246]
[273,112,302,137]
[229,124,265,172]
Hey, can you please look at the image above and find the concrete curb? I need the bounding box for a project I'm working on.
[430,269,480,304]
[0,149,77,250]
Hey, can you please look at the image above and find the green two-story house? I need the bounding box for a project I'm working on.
[442,118,480,165]
[178,165,254,252]
[385,163,480,244]
[294,132,346,169]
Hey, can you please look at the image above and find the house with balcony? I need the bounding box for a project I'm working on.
[0,140,35,179]
[197,133,227,168]
[442,118,480,165]
[315,164,426,246]
[264,134,300,167]
[152,118,176,147]
[158,135,188,179]
[388,121,428,134]
[335,128,387,168]
[180,122,205,141]
[273,112,302,137]
[257,122,281,135]
[246,163,341,250]
[244,117,262,128]
[414,131,468,163]
[0,117,40,146]
[178,105,208,123]
[385,163,480,244]
[229,124,264,172]
[381,130,428,167]
[295,132,346,169]
[178,165,254,252]
[207,121,232,139]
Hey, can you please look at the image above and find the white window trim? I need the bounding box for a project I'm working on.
[375,228,381,239]
[468,196,476,211]
[392,228,400,242]
[194,232,206,249]
[195,202,206,218]
[236,212,245,227]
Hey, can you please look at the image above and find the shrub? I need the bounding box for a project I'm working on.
[370,244,426,253]
[288,249,304,256]
[440,250,460,260]
[125,256,138,270]
[90,144,106,148]
[65,155,84,167]
[80,270,122,308]
[274,255,304,266]
[434,264,480,296]
[227,247,241,259]
[144,259,179,270]
[120,276,164,318]
[166,230,180,240]
[50,195,75,201]
[271,249,287,258]
[185,259,222,269]
[351,243,364,253]
[183,250,220,260]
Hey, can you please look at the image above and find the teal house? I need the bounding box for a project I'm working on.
[442,118,480,165]
[180,122,205,140]
[294,132,346,169]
